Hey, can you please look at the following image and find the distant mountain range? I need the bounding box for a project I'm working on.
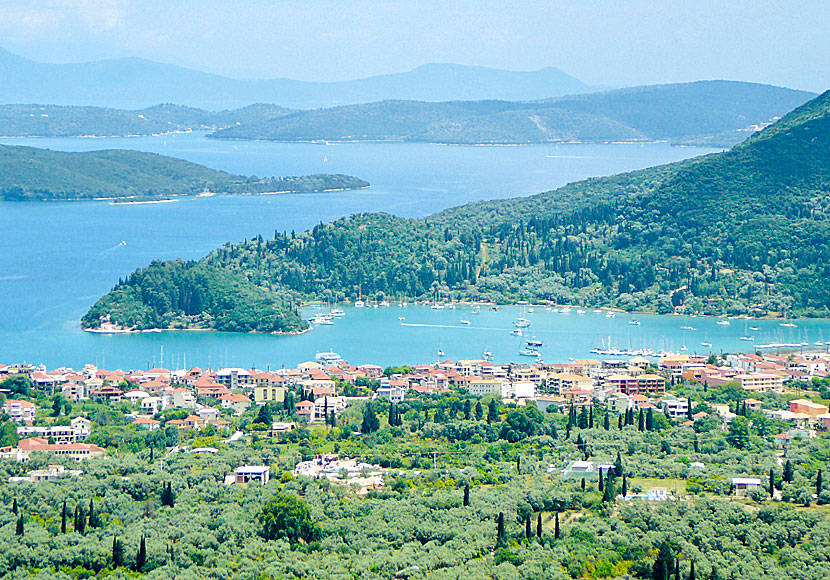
[0,82,814,147]
[0,47,595,109]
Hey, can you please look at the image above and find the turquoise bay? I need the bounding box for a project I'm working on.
[4,133,819,370]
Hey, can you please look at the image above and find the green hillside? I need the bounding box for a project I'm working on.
[210,81,814,144]
[0,144,368,201]
[83,90,830,332]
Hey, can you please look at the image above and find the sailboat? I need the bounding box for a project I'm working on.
[739,321,755,341]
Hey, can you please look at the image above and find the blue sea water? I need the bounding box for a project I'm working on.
[3,134,813,371]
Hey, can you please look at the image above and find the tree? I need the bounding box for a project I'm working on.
[463,483,470,507]
[693,436,699,453]
[618,414,623,429]
[615,451,623,476]
[646,408,655,431]
[487,399,498,424]
[589,406,594,429]
[361,401,380,434]
[727,416,750,449]
[496,512,506,547]
[554,512,560,539]
[0,421,18,447]
[769,468,775,497]
[603,412,610,430]
[516,455,521,474]
[598,469,604,492]
[463,399,471,420]
[74,504,86,534]
[638,409,645,431]
[818,469,824,500]
[536,512,542,539]
[603,471,617,503]
[15,514,23,536]
[578,406,589,429]
[525,515,531,539]
[112,536,125,568]
[652,540,674,580]
[688,561,695,580]
[258,493,319,544]
[88,498,100,528]
[61,500,67,533]
[12,498,18,515]
[161,482,176,507]
[474,401,483,421]
[687,398,693,420]
[135,534,147,572]
[783,460,794,483]
[255,403,272,426]
[622,475,628,498]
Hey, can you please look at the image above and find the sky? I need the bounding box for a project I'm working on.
[0,0,827,92]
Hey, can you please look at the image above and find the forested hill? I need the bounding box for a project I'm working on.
[0,103,294,137]
[0,145,369,201]
[83,90,830,333]
[210,81,814,146]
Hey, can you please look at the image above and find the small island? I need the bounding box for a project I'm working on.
[0,144,369,201]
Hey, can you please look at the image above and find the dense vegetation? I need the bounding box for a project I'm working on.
[86,90,830,331]
[210,81,813,145]
[0,144,368,201]
[1,372,829,579]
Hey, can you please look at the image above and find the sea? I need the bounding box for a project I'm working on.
[2,133,825,371]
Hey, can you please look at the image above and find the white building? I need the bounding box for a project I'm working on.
[376,386,406,403]
[230,465,270,486]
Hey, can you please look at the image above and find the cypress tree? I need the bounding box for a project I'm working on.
[112,536,125,568]
[76,504,86,534]
[686,398,693,420]
[487,399,498,424]
[475,401,483,421]
[783,460,794,483]
[638,409,645,431]
[463,483,470,507]
[646,408,655,431]
[598,469,605,491]
[588,406,594,429]
[149,447,154,462]
[496,512,506,547]
[581,478,586,491]
[15,513,23,536]
[463,399,471,420]
[675,559,680,580]
[652,540,674,580]
[135,534,147,572]
[603,413,610,430]
[61,500,67,534]
[769,468,775,497]
[525,515,531,539]
[618,414,623,429]
[693,436,699,453]
[88,498,98,529]
[12,498,18,515]
[603,471,617,503]
[554,512,560,539]
[516,455,521,474]
[817,469,823,497]
[622,474,628,498]
[688,561,695,580]
[536,512,542,539]
[615,451,623,476]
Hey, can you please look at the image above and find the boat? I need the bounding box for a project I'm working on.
[330,308,345,317]
[560,307,572,313]
[490,306,500,311]
[483,351,494,362]
[310,316,334,325]
[605,311,616,318]
[739,336,755,342]
[431,303,445,310]
[315,351,342,364]
[379,300,390,307]
[700,341,713,347]
[527,308,534,313]
[514,317,531,328]
[526,339,543,347]
[717,319,730,326]
[749,326,760,331]
[680,325,696,331]
[780,322,797,328]
[629,320,641,326]
[593,309,603,314]
[519,349,542,358]
[437,349,445,357]
[510,329,523,337]
[576,309,586,315]
[460,319,471,325]
[398,316,406,321]
[354,300,365,308]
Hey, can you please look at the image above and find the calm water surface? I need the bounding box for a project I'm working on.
[3,134,807,370]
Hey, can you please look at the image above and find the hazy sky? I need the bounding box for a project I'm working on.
[0,0,827,91]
